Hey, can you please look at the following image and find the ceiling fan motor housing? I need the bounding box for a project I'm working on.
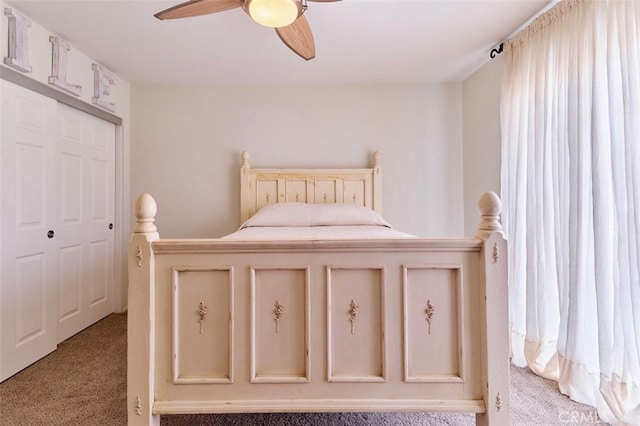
[243,0,305,28]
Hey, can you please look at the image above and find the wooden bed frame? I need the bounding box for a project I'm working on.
[127,152,509,425]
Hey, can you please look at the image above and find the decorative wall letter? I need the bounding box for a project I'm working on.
[4,8,32,73]
[49,36,82,96]
[92,63,117,112]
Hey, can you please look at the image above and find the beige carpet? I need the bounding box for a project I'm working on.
[0,313,606,425]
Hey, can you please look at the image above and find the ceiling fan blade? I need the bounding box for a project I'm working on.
[155,0,240,20]
[275,15,315,61]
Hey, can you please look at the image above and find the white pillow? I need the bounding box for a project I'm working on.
[240,202,391,228]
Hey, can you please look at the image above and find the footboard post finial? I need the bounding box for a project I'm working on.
[133,193,157,234]
[475,191,503,239]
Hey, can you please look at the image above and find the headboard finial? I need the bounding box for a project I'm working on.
[241,151,250,169]
[373,151,381,167]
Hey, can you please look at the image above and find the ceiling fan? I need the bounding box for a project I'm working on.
[155,0,341,61]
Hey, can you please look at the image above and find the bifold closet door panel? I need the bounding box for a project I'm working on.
[1,80,58,382]
[56,103,115,342]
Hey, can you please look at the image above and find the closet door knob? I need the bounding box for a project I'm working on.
[47,230,55,239]
[108,223,113,230]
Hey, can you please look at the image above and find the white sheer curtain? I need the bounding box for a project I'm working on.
[501,0,640,424]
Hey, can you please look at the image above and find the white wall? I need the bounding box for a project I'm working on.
[131,83,465,238]
[462,57,503,236]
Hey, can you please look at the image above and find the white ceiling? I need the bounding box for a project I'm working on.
[5,0,553,86]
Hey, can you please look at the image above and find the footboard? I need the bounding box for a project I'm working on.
[127,193,509,426]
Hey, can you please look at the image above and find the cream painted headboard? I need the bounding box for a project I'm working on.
[240,151,383,223]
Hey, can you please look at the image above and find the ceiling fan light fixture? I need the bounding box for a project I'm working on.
[244,0,303,28]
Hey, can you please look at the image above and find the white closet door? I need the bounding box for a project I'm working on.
[0,80,58,381]
[57,103,115,342]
